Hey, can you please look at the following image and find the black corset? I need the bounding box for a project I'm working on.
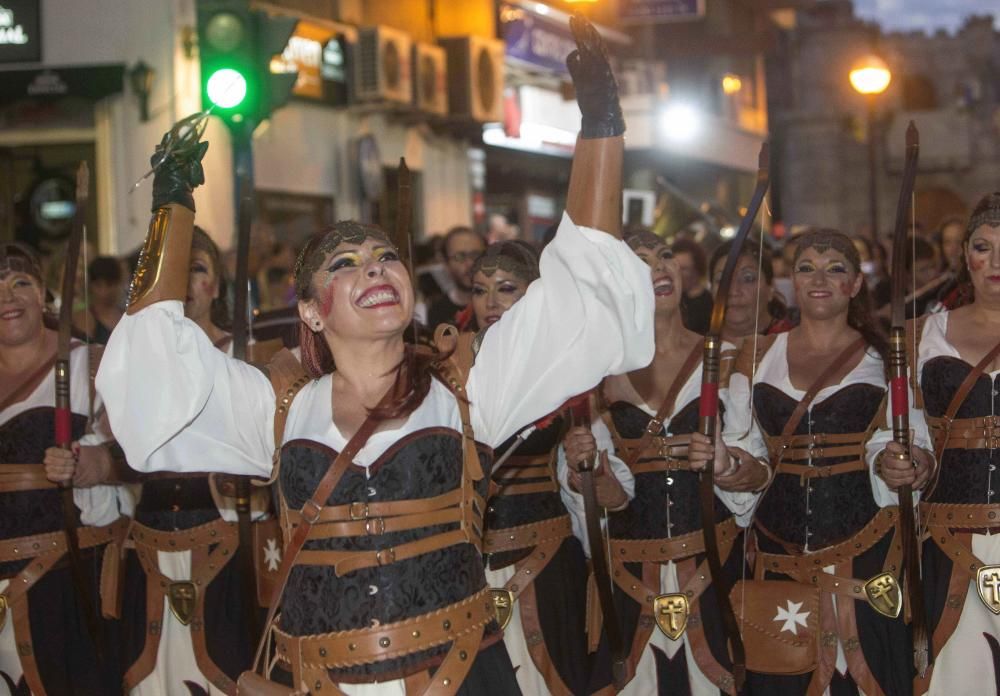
[922,357,1000,505]
[0,407,87,576]
[754,383,882,549]
[607,399,733,540]
[277,428,494,681]
[485,416,568,570]
[135,475,221,530]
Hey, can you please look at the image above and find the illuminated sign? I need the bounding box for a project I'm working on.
[270,20,348,105]
[618,0,705,23]
[0,0,40,63]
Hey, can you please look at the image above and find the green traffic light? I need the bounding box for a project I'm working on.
[206,68,248,109]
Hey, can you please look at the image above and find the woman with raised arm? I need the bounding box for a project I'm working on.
[562,229,764,696]
[469,239,601,696]
[691,228,932,695]
[97,17,653,695]
[0,243,124,694]
[882,193,1000,695]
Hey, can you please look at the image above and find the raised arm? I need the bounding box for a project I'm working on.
[467,17,654,445]
[96,119,274,477]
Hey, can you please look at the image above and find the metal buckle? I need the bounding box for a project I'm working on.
[0,593,7,632]
[653,593,689,640]
[350,502,369,520]
[376,547,396,566]
[863,572,902,619]
[301,499,323,525]
[977,565,1000,614]
[365,518,386,535]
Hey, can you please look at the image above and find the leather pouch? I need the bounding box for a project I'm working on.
[730,580,820,675]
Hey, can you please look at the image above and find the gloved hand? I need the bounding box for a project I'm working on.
[566,14,624,139]
[150,114,209,213]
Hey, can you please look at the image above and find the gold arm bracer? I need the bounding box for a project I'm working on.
[126,203,195,314]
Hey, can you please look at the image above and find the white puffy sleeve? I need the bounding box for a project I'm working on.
[96,301,275,477]
[557,415,635,558]
[719,351,768,527]
[467,213,655,447]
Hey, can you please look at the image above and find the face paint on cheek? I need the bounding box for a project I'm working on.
[318,282,336,318]
[839,280,853,297]
[969,258,986,273]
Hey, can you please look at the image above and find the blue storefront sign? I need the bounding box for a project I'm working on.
[618,0,705,23]
[501,4,579,76]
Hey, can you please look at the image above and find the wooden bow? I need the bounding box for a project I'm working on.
[55,161,102,652]
[697,143,770,691]
[887,121,929,676]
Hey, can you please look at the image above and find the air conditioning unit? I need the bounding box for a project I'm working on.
[355,26,412,105]
[439,36,505,123]
[413,43,447,116]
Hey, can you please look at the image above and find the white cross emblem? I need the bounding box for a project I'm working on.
[263,538,282,572]
[773,600,810,635]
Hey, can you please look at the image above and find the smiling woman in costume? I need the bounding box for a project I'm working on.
[96,16,654,695]
[564,229,763,696]
[0,242,124,695]
[469,238,605,696]
[691,228,932,695]
[884,193,1000,695]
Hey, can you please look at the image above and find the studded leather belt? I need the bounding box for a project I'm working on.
[482,515,572,555]
[273,587,495,669]
[0,464,57,493]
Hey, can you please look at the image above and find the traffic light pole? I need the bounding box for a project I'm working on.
[229,120,261,645]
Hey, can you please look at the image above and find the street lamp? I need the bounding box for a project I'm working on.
[850,55,891,238]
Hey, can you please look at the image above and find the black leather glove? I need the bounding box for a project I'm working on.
[566,15,625,139]
[150,114,209,213]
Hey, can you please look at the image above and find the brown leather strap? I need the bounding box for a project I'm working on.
[757,507,899,579]
[286,488,466,526]
[130,518,236,552]
[0,348,57,413]
[914,543,970,695]
[923,502,1000,530]
[501,536,564,601]
[835,568,886,696]
[623,342,702,471]
[610,519,741,608]
[609,517,739,565]
[518,575,574,696]
[0,465,57,492]
[679,555,738,695]
[483,516,572,555]
[931,335,1000,461]
[775,459,868,485]
[774,337,869,454]
[297,528,472,574]
[12,593,47,695]
[0,518,127,565]
[275,588,494,668]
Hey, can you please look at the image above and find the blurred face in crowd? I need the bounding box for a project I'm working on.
[90,277,122,308]
[185,249,220,326]
[471,268,529,328]
[793,246,862,322]
[914,254,939,289]
[712,254,768,337]
[965,224,1000,305]
[445,232,486,291]
[673,251,702,295]
[941,222,965,272]
[633,242,680,313]
[0,270,45,349]
[299,238,414,342]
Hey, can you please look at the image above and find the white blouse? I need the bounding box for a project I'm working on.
[0,342,120,526]
[97,212,656,477]
[722,332,931,508]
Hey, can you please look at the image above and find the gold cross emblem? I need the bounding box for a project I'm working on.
[167,581,197,626]
[653,593,689,641]
[864,572,901,619]
[977,565,1000,615]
